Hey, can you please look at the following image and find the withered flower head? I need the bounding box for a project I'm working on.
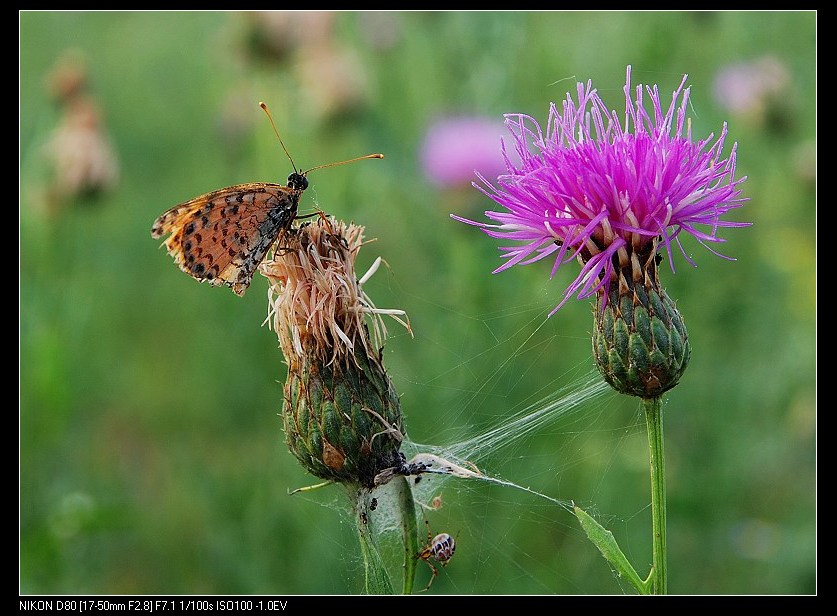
[260,217,411,487]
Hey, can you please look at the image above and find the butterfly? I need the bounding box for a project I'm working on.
[151,102,382,296]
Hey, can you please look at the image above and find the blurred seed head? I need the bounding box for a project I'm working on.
[39,50,120,213]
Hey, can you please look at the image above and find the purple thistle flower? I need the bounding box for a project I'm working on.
[452,66,749,315]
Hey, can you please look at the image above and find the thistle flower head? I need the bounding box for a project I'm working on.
[453,65,749,315]
[262,218,406,367]
[260,217,411,486]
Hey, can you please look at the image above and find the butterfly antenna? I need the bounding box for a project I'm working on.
[259,101,299,175]
[260,101,383,175]
[304,153,385,175]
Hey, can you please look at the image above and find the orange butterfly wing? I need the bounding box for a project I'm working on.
[151,182,302,295]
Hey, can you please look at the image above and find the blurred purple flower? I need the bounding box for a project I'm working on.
[421,116,510,188]
[453,66,749,314]
[713,56,789,116]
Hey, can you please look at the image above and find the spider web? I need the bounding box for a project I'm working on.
[288,263,653,595]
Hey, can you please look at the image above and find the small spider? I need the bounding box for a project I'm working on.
[416,521,455,593]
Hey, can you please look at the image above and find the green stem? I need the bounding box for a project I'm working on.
[643,396,667,594]
[352,485,394,595]
[394,476,419,595]
[352,478,419,595]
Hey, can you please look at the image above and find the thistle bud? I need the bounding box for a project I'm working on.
[283,334,405,487]
[592,242,690,399]
[260,218,410,487]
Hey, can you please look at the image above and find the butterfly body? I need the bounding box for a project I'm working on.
[151,172,308,296]
[151,102,382,297]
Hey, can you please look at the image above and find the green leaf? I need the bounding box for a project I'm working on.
[574,504,652,595]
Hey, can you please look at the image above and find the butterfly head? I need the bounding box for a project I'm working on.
[287,172,309,192]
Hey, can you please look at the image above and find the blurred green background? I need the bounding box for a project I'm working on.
[20,11,816,595]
